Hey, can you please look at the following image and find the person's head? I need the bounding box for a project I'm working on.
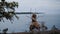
[32,13,36,18]
[1,0,5,2]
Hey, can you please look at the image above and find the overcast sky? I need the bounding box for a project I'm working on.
[4,0,60,14]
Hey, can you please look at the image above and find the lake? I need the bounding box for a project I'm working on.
[0,14,60,33]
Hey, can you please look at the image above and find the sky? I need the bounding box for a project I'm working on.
[5,0,60,14]
[0,0,60,33]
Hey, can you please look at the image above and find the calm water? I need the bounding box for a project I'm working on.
[0,14,60,33]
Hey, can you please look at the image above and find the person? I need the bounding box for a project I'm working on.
[29,14,40,32]
[32,13,37,22]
